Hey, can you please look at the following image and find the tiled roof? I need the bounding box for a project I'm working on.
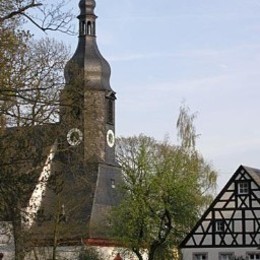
[243,165,260,185]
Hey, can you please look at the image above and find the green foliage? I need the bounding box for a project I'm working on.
[111,105,217,260]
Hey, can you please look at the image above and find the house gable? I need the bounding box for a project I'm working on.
[180,165,260,249]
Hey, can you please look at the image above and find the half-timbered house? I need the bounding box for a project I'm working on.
[180,165,260,260]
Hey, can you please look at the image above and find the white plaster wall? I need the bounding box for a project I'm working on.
[0,222,15,259]
[182,247,260,259]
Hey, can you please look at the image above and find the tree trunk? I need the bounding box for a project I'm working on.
[52,217,59,260]
[12,205,25,260]
[148,245,157,260]
[133,248,143,260]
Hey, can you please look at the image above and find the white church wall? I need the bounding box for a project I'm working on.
[0,229,147,260]
[25,246,80,260]
[25,245,147,260]
[0,221,15,259]
[95,246,148,260]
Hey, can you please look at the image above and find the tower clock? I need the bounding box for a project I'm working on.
[59,0,122,241]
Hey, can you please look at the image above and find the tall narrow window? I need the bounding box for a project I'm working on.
[87,21,92,35]
[80,21,86,35]
[215,220,225,233]
[111,179,116,189]
[107,99,114,124]
[106,92,116,124]
[59,204,67,223]
[36,208,45,226]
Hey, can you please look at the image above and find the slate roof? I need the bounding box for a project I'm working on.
[0,122,122,246]
[0,123,60,211]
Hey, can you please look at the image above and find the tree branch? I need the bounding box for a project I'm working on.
[0,3,43,23]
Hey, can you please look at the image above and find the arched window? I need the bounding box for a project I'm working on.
[80,21,86,35]
[87,21,92,35]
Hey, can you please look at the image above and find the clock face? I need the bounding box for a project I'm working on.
[106,129,115,148]
[67,128,83,146]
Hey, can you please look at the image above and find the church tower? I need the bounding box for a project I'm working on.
[0,1,122,256]
[61,0,116,165]
[59,0,121,241]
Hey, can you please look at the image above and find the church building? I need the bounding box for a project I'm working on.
[0,0,123,259]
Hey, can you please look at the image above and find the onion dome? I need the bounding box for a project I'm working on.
[64,0,112,91]
[79,0,96,15]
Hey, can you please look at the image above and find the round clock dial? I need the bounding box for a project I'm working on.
[106,129,115,148]
[67,128,83,146]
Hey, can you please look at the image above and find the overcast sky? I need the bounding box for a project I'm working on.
[32,0,260,191]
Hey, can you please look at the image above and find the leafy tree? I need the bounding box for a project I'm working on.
[111,106,217,260]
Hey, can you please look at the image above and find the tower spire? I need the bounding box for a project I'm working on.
[59,0,122,244]
[64,0,112,91]
[79,0,96,15]
[78,0,97,37]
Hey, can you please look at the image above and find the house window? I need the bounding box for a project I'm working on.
[237,181,249,195]
[248,253,260,259]
[193,253,207,260]
[215,220,225,233]
[219,253,233,260]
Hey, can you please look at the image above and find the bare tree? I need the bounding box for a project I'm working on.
[2,37,69,127]
[0,0,75,127]
[0,0,75,34]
